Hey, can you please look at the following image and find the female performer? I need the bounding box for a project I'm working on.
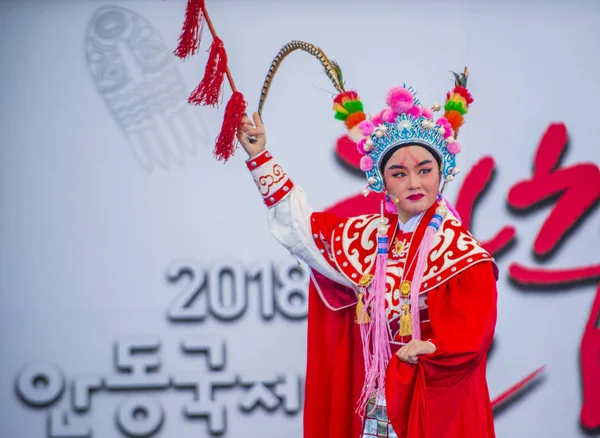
[237,73,498,438]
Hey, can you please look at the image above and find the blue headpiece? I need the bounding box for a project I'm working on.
[332,68,472,194]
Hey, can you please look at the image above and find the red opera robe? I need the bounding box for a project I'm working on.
[302,199,498,438]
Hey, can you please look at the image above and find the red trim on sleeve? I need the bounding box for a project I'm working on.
[245,150,272,170]
[263,178,294,207]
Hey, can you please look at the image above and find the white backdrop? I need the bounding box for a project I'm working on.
[1,1,599,437]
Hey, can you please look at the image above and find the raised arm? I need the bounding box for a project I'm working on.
[238,113,354,288]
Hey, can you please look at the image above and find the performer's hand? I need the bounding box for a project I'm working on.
[396,339,436,364]
[238,112,266,157]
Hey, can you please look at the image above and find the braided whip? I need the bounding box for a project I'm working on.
[257,41,346,117]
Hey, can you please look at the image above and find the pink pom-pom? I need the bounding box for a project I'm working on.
[357,138,367,155]
[447,141,461,155]
[358,119,375,136]
[385,199,398,214]
[386,87,414,114]
[382,108,397,123]
[407,105,423,118]
[436,117,449,126]
[443,126,454,139]
[371,110,384,126]
[360,155,374,171]
[421,107,433,119]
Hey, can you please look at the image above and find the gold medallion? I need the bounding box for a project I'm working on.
[400,280,411,297]
[359,274,374,287]
[393,239,404,257]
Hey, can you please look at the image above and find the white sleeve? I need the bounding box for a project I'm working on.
[268,186,355,288]
[245,150,354,289]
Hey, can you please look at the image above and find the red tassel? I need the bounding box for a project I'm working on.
[214,91,247,162]
[174,0,206,59]
[188,37,228,107]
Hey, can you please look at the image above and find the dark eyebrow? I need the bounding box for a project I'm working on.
[387,160,433,171]
[387,164,406,170]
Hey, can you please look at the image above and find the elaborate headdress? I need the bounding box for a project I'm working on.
[336,73,473,195]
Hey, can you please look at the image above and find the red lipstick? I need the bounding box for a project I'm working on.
[407,194,424,201]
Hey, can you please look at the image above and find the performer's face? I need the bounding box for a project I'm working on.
[383,145,441,222]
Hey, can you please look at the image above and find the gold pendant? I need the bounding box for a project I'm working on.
[393,239,404,257]
[355,291,371,324]
[359,274,374,287]
[399,304,412,336]
[400,280,411,297]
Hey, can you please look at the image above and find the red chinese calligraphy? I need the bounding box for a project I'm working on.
[581,283,600,430]
[454,156,516,256]
[335,134,363,170]
[504,122,600,431]
[509,265,600,285]
[508,122,600,259]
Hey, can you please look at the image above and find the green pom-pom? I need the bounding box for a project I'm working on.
[334,112,349,121]
[444,100,467,115]
[343,100,364,114]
